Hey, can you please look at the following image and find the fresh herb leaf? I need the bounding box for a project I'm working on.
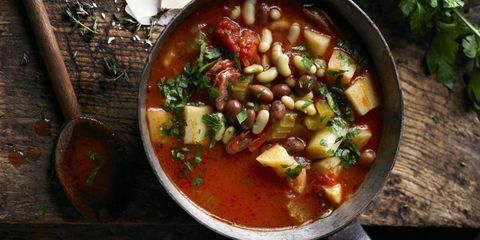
[194,144,202,165]
[34,207,48,218]
[64,0,98,41]
[284,165,303,179]
[192,177,204,186]
[87,151,98,161]
[202,113,225,138]
[326,93,341,116]
[102,55,130,86]
[236,109,248,125]
[302,100,313,109]
[462,35,480,58]
[432,115,441,124]
[468,67,480,110]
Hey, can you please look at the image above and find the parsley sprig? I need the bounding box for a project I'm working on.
[398,0,480,110]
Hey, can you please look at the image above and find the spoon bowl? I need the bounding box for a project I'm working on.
[55,116,127,221]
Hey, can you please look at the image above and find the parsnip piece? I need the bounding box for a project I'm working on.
[344,76,380,116]
[350,126,372,149]
[256,144,306,194]
[326,49,357,87]
[312,157,342,177]
[183,106,212,145]
[323,184,342,205]
[306,124,348,159]
[304,29,332,57]
[147,108,172,144]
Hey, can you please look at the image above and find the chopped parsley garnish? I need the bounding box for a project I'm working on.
[327,117,347,137]
[284,165,303,179]
[34,207,48,218]
[192,177,204,186]
[326,69,348,76]
[171,148,186,160]
[326,93,341,116]
[160,117,186,140]
[102,55,130,86]
[432,115,441,124]
[292,43,307,52]
[314,84,328,97]
[87,151,98,161]
[336,139,361,168]
[302,100,313,109]
[194,144,202,165]
[86,150,102,186]
[302,55,315,71]
[202,113,225,148]
[236,109,248,125]
[319,139,328,147]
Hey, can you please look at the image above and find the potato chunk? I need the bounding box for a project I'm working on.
[350,126,372,149]
[344,76,380,116]
[183,106,212,145]
[323,184,342,205]
[304,29,332,57]
[256,145,306,194]
[326,49,357,87]
[147,108,172,144]
[306,125,348,159]
[312,157,342,177]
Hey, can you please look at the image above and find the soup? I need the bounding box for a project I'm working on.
[145,0,381,228]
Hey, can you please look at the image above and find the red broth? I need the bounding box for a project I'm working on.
[146,0,381,228]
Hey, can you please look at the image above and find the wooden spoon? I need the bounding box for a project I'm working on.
[23,0,127,221]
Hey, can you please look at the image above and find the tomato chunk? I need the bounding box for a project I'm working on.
[215,17,260,66]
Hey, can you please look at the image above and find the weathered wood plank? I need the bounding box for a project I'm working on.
[0,0,478,234]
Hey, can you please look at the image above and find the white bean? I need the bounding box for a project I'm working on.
[269,19,290,31]
[284,76,296,87]
[256,67,278,83]
[259,28,273,53]
[281,96,295,110]
[271,42,283,64]
[287,23,301,45]
[293,55,317,74]
[295,100,316,116]
[242,0,256,26]
[299,91,314,101]
[244,64,264,74]
[252,110,270,134]
[315,58,327,78]
[269,8,281,20]
[230,6,241,20]
[222,126,236,144]
[261,54,271,69]
[277,54,291,77]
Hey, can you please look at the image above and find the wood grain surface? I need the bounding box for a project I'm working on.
[0,0,479,237]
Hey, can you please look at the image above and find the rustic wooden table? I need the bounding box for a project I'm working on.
[0,0,479,238]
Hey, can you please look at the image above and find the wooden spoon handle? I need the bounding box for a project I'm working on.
[23,0,81,120]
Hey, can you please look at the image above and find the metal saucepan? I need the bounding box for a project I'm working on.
[138,0,403,239]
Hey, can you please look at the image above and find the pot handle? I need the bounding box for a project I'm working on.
[326,219,371,240]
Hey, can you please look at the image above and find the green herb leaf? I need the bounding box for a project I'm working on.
[462,35,480,59]
[326,93,341,116]
[34,207,48,218]
[236,109,248,125]
[192,177,204,186]
[87,151,98,161]
[202,113,225,138]
[284,165,303,179]
[468,67,480,111]
[432,115,441,124]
